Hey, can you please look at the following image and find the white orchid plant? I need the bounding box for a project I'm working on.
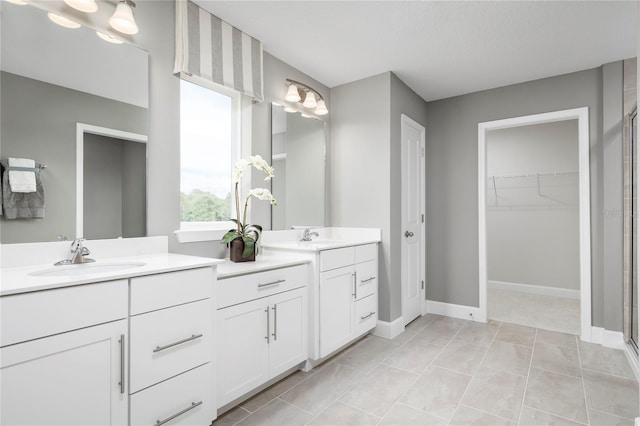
[221,155,276,258]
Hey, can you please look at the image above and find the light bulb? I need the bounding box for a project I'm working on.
[48,13,81,29]
[314,99,328,115]
[302,91,317,109]
[96,31,124,44]
[64,0,98,13]
[285,84,301,102]
[110,1,139,35]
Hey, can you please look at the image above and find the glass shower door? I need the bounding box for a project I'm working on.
[631,108,638,353]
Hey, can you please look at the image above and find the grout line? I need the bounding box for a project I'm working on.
[576,335,591,426]
[457,402,519,424]
[516,327,537,425]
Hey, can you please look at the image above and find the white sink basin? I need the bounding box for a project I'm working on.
[29,262,146,277]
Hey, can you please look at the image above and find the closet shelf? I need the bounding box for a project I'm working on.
[487,171,579,210]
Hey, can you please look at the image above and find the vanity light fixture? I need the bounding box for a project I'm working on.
[109,0,139,35]
[48,12,81,29]
[96,31,123,44]
[64,0,98,13]
[284,78,328,116]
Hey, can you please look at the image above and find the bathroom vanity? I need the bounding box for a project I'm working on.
[0,237,222,426]
[261,227,382,363]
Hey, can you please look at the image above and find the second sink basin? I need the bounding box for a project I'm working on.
[29,261,147,277]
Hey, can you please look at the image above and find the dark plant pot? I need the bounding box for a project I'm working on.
[229,238,256,262]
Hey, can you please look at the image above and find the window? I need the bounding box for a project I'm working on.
[178,78,239,240]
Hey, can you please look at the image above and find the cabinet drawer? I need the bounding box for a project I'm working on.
[130,299,212,393]
[1,280,127,347]
[217,264,307,309]
[355,259,377,300]
[355,293,378,336]
[130,363,214,426]
[355,243,378,263]
[320,247,355,272]
[130,267,213,315]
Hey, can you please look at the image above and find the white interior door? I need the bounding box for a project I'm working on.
[401,114,425,326]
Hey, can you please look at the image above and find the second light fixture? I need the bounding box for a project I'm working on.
[284,79,328,116]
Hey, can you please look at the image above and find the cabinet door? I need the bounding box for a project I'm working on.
[1,320,127,426]
[319,265,355,358]
[217,298,269,407]
[268,288,307,378]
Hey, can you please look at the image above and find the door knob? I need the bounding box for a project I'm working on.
[404,231,414,238]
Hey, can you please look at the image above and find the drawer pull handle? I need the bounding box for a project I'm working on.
[360,311,376,320]
[153,334,203,353]
[360,276,376,283]
[258,279,285,288]
[119,334,125,394]
[155,401,203,426]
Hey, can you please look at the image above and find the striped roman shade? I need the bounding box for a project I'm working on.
[174,0,264,102]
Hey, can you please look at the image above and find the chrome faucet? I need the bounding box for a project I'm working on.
[300,228,319,242]
[55,238,95,265]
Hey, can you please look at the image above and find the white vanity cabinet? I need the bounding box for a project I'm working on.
[217,264,308,408]
[129,267,215,426]
[319,244,378,358]
[0,280,129,426]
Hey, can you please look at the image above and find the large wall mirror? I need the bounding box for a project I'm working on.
[271,104,326,229]
[0,2,149,243]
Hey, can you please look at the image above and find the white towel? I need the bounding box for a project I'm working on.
[8,157,37,193]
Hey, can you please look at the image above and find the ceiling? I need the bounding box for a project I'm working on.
[194,1,637,102]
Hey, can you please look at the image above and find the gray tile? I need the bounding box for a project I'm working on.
[213,405,251,426]
[413,316,466,346]
[235,398,314,426]
[494,323,536,347]
[392,314,440,345]
[531,342,581,378]
[280,362,364,415]
[383,337,443,373]
[518,406,584,425]
[400,365,472,420]
[241,370,310,412]
[482,340,532,376]
[378,403,447,426]
[578,341,636,379]
[308,401,380,426]
[582,369,639,420]
[523,368,588,424]
[432,339,489,375]
[535,329,578,349]
[588,408,635,426]
[452,320,501,347]
[339,364,418,417]
[450,404,516,425]
[460,367,526,421]
[335,335,399,373]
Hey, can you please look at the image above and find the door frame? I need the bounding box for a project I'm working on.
[477,107,591,341]
[400,114,427,323]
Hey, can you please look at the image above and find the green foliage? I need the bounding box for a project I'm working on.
[180,190,231,222]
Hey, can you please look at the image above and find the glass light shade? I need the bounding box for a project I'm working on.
[110,1,139,35]
[302,91,317,108]
[64,0,98,13]
[285,84,301,102]
[301,113,314,118]
[96,31,124,44]
[6,0,28,5]
[284,106,297,113]
[314,99,328,115]
[48,13,81,29]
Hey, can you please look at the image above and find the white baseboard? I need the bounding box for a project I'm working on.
[425,300,484,322]
[589,326,625,349]
[488,280,580,299]
[374,317,405,340]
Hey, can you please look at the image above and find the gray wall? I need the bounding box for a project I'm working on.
[0,71,147,243]
[330,72,429,322]
[424,66,628,331]
[486,121,580,290]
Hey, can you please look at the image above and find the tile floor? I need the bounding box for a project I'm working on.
[488,288,581,335]
[213,315,638,426]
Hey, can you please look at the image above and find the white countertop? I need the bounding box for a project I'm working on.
[260,227,382,252]
[261,238,381,252]
[1,253,223,296]
[217,255,310,279]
